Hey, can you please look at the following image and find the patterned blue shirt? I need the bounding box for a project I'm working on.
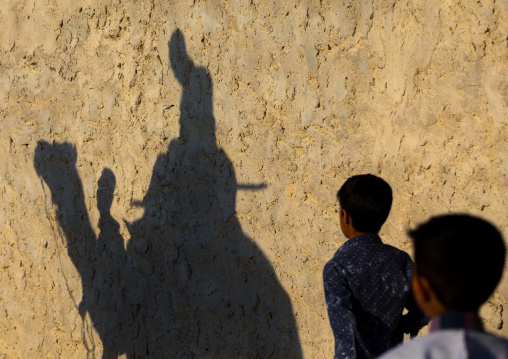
[323,233,428,359]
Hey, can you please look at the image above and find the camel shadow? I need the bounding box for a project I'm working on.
[34,29,302,358]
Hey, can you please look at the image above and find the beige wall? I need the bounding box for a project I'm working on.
[1,0,507,357]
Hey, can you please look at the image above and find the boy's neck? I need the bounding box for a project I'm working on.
[431,310,479,319]
[429,311,483,333]
[345,229,370,239]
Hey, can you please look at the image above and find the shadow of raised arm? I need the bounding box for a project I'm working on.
[34,141,97,311]
[34,141,128,359]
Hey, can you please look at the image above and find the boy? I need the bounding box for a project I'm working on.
[379,214,508,359]
[323,174,428,359]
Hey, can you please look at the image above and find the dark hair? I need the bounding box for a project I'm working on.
[409,214,506,311]
[337,174,392,233]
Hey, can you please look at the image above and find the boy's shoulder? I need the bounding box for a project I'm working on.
[379,330,508,359]
[333,234,411,262]
[324,234,412,277]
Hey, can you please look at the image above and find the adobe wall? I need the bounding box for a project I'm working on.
[1,0,506,357]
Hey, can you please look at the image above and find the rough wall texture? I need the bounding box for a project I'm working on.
[1,0,507,358]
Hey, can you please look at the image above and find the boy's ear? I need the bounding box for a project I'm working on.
[342,209,351,225]
[412,275,430,303]
[412,274,440,317]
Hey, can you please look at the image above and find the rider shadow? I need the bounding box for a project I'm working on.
[34,29,302,358]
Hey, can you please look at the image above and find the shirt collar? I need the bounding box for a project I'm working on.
[429,312,484,333]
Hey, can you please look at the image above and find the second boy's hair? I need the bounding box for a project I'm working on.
[409,214,506,311]
[337,174,393,233]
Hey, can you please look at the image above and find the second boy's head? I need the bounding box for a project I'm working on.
[337,174,393,237]
[409,214,506,317]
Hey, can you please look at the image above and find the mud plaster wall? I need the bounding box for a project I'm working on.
[1,0,507,358]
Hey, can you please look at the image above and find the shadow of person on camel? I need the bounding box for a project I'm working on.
[34,29,302,359]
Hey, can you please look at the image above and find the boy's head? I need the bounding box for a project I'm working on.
[409,214,506,316]
[337,174,392,235]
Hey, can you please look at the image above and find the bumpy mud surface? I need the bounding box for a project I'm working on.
[1,1,507,357]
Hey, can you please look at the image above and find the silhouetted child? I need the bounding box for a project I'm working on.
[379,214,508,359]
[323,174,428,359]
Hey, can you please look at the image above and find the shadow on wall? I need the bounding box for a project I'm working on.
[33,29,302,359]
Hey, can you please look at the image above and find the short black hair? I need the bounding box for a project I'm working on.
[409,214,506,311]
[337,174,392,233]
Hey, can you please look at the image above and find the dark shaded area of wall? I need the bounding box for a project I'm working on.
[33,30,302,359]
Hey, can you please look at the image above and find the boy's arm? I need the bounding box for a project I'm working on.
[323,261,357,359]
[401,258,429,336]
[402,288,429,337]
